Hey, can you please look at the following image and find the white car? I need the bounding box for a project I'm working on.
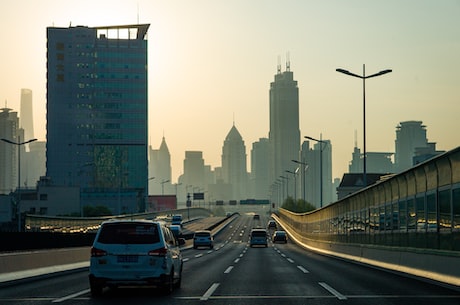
[193,230,214,249]
[89,219,184,296]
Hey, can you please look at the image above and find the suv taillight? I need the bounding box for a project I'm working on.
[148,247,168,257]
[91,247,107,257]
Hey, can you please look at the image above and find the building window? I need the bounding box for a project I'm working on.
[40,194,48,200]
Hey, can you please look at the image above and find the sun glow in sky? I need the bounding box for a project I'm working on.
[1,0,459,182]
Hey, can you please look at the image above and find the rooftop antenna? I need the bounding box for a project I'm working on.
[277,55,281,74]
[286,51,291,72]
[354,129,358,148]
[233,112,235,126]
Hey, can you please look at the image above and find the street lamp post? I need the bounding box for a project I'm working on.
[336,64,392,187]
[292,159,308,203]
[279,175,289,200]
[305,136,327,208]
[285,170,297,202]
[161,179,170,195]
[1,136,37,231]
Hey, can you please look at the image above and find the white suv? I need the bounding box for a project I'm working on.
[89,219,184,296]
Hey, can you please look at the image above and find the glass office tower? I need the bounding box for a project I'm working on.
[46,24,150,213]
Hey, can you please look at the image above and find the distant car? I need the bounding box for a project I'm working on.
[171,214,183,227]
[253,214,260,220]
[193,230,214,249]
[249,228,268,247]
[267,220,277,229]
[169,224,182,239]
[89,220,184,296]
[272,230,287,243]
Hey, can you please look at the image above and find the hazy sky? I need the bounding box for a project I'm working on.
[1,0,459,182]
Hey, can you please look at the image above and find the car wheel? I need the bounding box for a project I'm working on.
[174,267,182,289]
[161,270,174,295]
[89,279,103,297]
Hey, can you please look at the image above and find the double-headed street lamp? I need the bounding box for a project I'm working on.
[305,136,327,207]
[336,65,392,187]
[292,159,308,203]
[1,136,37,231]
[285,170,297,202]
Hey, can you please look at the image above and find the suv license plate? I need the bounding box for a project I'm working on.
[117,255,138,263]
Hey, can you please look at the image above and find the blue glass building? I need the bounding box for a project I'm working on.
[46,24,150,213]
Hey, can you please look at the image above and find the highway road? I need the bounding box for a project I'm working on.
[0,209,459,304]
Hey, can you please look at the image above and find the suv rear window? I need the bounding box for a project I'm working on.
[251,230,267,237]
[195,232,211,237]
[97,223,160,244]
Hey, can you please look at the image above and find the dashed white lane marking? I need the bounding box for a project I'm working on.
[195,253,203,258]
[224,266,234,274]
[297,265,309,273]
[287,258,295,263]
[234,258,240,263]
[319,282,347,300]
[200,283,220,301]
[183,258,190,262]
[52,289,90,303]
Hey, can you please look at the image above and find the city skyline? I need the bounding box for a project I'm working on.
[1,0,459,182]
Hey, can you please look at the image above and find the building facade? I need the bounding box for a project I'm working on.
[46,24,150,213]
[0,107,19,194]
[221,124,248,200]
[250,137,270,200]
[20,88,34,142]
[149,137,172,195]
[394,121,428,173]
[269,62,300,198]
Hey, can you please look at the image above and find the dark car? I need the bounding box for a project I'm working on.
[272,230,287,243]
[267,220,277,229]
[249,228,268,247]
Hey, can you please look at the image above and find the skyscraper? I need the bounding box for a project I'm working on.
[251,138,270,199]
[395,121,428,172]
[269,62,300,195]
[19,89,34,142]
[149,137,172,195]
[0,107,19,194]
[46,24,150,212]
[303,139,332,207]
[221,124,248,200]
[181,151,205,191]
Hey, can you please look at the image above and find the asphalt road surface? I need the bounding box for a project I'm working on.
[0,209,459,305]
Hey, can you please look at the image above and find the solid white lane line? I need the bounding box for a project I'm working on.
[319,282,347,300]
[200,283,220,301]
[297,265,310,273]
[52,289,90,303]
[224,266,234,274]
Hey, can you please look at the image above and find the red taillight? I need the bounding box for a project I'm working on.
[91,247,107,257]
[148,247,168,257]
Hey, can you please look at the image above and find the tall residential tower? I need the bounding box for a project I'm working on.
[46,24,150,213]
